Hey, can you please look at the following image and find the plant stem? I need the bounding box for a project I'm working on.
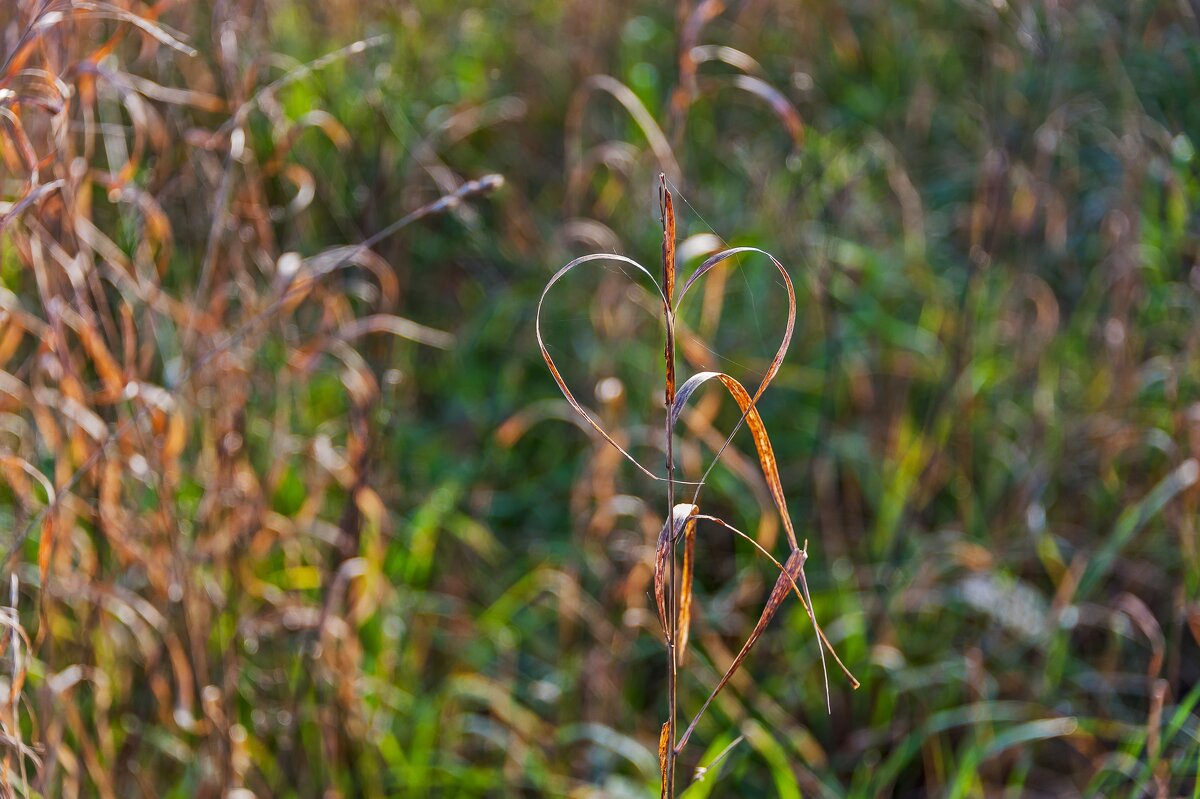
[665,355,677,798]
[661,176,678,798]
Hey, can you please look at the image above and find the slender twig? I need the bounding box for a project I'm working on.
[660,174,679,798]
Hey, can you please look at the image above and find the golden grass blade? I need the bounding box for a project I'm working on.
[565,75,682,200]
[0,179,64,231]
[112,71,225,112]
[655,504,698,638]
[281,163,316,215]
[494,399,600,445]
[3,176,503,572]
[671,249,798,559]
[687,45,764,75]
[680,0,727,56]
[0,29,38,76]
[794,546,832,713]
[674,247,796,399]
[691,515,859,698]
[662,177,677,302]
[702,75,805,145]
[335,314,456,350]
[0,456,55,511]
[671,370,797,550]
[678,511,697,659]
[47,3,198,56]
[296,245,400,308]
[659,720,671,798]
[669,0,727,133]
[0,107,38,175]
[62,307,125,400]
[655,518,670,638]
[36,512,57,593]
[676,548,805,753]
[537,253,671,482]
[0,456,57,590]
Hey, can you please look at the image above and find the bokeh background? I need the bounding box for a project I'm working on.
[2,0,1200,796]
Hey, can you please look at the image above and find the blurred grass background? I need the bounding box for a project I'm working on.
[2,0,1200,796]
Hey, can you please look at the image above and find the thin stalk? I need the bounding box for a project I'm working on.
[661,174,678,798]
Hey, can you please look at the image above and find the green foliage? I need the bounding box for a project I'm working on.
[2,0,1199,796]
